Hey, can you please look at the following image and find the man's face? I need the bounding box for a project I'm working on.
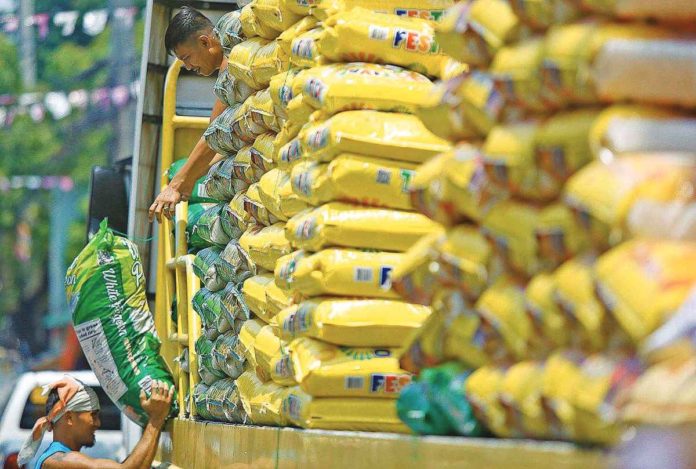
[174,33,221,77]
[71,410,101,448]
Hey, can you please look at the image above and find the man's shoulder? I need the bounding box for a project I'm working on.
[42,450,93,469]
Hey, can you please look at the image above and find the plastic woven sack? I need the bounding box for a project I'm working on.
[285,202,442,252]
[297,110,451,165]
[298,63,435,116]
[290,27,326,68]
[274,298,431,347]
[435,0,519,67]
[248,90,280,133]
[254,325,296,386]
[290,337,410,398]
[65,220,177,426]
[318,8,449,78]
[237,371,290,426]
[193,246,226,292]
[490,38,546,113]
[281,387,409,433]
[214,68,256,109]
[244,183,280,226]
[185,203,217,250]
[312,0,453,21]
[290,156,417,210]
[508,0,580,30]
[215,241,257,286]
[204,104,244,155]
[195,336,226,385]
[240,3,279,40]
[232,146,256,185]
[239,223,293,272]
[204,157,250,202]
[215,11,245,56]
[229,191,254,232]
[192,383,214,420]
[243,274,276,323]
[189,203,241,248]
[258,169,311,221]
[277,249,403,299]
[250,132,279,177]
[279,16,320,56]
[168,159,218,204]
[252,0,303,33]
[229,38,272,89]
[250,40,290,90]
[212,333,246,379]
[206,378,247,422]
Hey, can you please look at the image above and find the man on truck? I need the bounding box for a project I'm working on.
[18,376,173,469]
[149,6,228,223]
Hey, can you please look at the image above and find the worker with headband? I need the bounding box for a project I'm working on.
[18,375,173,469]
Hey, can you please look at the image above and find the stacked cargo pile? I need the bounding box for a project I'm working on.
[393,0,696,443]
[200,0,470,431]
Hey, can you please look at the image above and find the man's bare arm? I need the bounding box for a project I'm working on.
[149,91,229,222]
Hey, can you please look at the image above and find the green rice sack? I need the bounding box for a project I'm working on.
[65,220,177,426]
[168,159,219,204]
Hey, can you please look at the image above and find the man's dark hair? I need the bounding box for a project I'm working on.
[45,388,60,416]
[165,6,214,54]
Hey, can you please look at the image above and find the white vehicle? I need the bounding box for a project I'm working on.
[0,370,138,469]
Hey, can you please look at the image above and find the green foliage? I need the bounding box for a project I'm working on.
[0,1,146,343]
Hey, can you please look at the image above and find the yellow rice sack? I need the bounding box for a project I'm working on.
[239,223,293,272]
[236,370,289,426]
[244,183,279,226]
[474,275,532,362]
[595,239,696,344]
[490,38,546,113]
[285,202,442,252]
[311,0,453,21]
[243,273,276,322]
[252,0,304,33]
[416,75,487,142]
[540,22,674,109]
[436,0,520,67]
[240,3,280,40]
[570,354,641,445]
[290,337,411,398]
[391,232,445,306]
[481,200,586,277]
[554,255,617,353]
[290,155,417,210]
[281,0,319,15]
[281,387,410,433]
[269,69,303,119]
[250,40,290,90]
[299,63,435,116]
[297,110,451,165]
[273,250,307,290]
[318,8,449,78]
[254,324,296,386]
[533,108,601,186]
[237,318,266,369]
[499,361,550,439]
[274,298,431,347]
[290,27,327,68]
[509,0,581,30]
[466,366,510,437]
[247,90,280,133]
[286,95,317,130]
[483,121,564,202]
[232,146,256,185]
[582,0,696,22]
[258,169,312,221]
[564,153,696,250]
[541,350,585,441]
[228,38,272,90]
[278,16,320,55]
[438,225,499,302]
[525,273,571,354]
[277,248,403,299]
[400,288,489,374]
[265,280,294,317]
[250,132,278,177]
[229,191,253,232]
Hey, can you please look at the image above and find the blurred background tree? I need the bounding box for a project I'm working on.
[0,0,146,357]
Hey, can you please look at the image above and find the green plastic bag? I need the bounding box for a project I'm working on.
[65,220,177,426]
[186,203,218,250]
[195,335,226,386]
[397,362,485,437]
[168,159,219,204]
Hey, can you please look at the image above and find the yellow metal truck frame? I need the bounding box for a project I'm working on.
[151,60,611,469]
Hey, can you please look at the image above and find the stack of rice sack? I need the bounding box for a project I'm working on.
[392,0,696,444]
[212,0,471,432]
